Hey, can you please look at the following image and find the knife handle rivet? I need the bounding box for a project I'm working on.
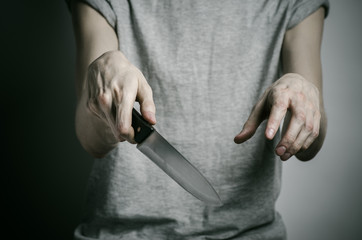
[137,126,141,133]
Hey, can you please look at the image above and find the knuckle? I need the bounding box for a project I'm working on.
[305,122,314,132]
[306,101,314,111]
[302,141,312,151]
[274,98,287,109]
[295,112,306,123]
[300,145,308,151]
[97,93,111,106]
[289,142,301,154]
[283,134,295,145]
[117,123,129,136]
[119,128,129,136]
[312,130,320,138]
[297,92,306,102]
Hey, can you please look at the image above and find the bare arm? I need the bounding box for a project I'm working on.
[71,1,156,158]
[71,1,118,98]
[281,7,327,160]
[234,7,327,161]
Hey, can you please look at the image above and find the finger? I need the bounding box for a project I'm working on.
[86,68,106,120]
[234,92,268,144]
[97,90,121,140]
[287,110,314,157]
[116,102,136,143]
[265,97,288,140]
[276,109,305,158]
[301,111,321,150]
[137,76,156,125]
[114,78,138,143]
[87,65,103,99]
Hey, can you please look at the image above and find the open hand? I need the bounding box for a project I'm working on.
[234,73,321,161]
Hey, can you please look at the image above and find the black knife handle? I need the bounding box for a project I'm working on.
[132,108,154,143]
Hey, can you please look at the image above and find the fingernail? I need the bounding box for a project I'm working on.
[276,146,286,156]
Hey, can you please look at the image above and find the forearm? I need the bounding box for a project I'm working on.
[71,0,118,98]
[282,7,327,161]
[71,1,119,157]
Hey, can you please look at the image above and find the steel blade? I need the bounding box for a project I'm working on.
[137,130,222,206]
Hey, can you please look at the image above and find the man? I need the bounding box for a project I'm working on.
[69,0,328,239]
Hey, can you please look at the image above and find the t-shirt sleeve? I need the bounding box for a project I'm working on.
[65,0,116,29]
[287,0,330,29]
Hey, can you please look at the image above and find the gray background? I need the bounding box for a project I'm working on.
[277,1,362,240]
[2,0,361,239]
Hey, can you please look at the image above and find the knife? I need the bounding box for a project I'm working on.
[131,108,222,206]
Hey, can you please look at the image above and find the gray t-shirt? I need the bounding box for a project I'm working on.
[72,0,329,239]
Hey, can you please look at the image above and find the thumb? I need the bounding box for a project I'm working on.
[234,94,268,144]
[234,121,259,144]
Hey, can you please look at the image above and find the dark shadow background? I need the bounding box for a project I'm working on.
[2,1,92,239]
[2,0,362,239]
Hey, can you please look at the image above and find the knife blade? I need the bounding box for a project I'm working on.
[131,108,222,206]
